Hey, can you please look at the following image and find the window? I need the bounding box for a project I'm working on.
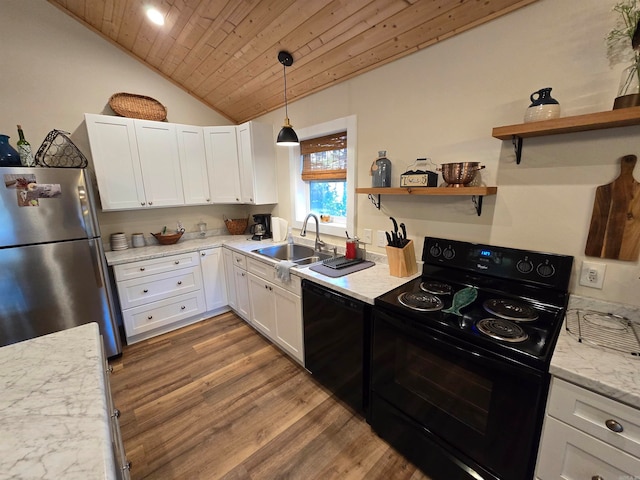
[289,116,356,238]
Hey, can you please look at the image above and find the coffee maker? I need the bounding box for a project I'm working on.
[250,213,272,240]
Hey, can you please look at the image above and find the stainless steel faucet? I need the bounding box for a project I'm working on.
[300,213,326,252]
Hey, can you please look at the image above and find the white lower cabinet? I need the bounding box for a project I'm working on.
[199,247,228,311]
[222,248,238,311]
[535,377,640,479]
[247,257,303,364]
[113,251,229,344]
[233,264,252,322]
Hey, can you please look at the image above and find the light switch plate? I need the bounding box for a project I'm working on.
[377,230,387,248]
[362,229,372,244]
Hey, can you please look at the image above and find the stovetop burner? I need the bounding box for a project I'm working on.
[420,281,452,295]
[483,299,539,322]
[476,318,529,343]
[398,292,444,311]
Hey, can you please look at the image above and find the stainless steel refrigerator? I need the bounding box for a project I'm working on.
[0,167,122,357]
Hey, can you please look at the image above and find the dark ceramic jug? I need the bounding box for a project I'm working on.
[529,88,559,107]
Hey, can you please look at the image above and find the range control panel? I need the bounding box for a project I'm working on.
[422,237,574,290]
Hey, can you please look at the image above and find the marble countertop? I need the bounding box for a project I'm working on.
[551,295,640,409]
[105,234,419,304]
[0,323,115,479]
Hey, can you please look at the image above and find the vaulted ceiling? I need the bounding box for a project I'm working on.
[49,0,537,124]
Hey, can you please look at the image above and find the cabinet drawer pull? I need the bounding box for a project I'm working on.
[201,252,206,256]
[265,284,268,289]
[141,202,145,206]
[181,305,186,310]
[177,281,182,285]
[591,476,604,480]
[236,258,242,263]
[148,201,153,205]
[140,267,145,271]
[111,408,120,419]
[143,289,148,293]
[147,315,153,320]
[605,419,623,433]
[175,260,180,264]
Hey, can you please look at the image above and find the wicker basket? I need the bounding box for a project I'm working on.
[151,232,183,245]
[109,92,167,121]
[224,216,249,235]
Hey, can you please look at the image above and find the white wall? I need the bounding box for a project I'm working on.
[3,0,639,305]
[259,0,640,306]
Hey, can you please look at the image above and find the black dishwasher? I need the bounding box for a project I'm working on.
[302,279,371,416]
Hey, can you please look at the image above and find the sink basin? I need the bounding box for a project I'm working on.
[252,244,332,265]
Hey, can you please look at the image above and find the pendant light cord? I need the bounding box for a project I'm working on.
[283,63,289,119]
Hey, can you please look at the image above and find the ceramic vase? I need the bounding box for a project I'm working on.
[613,63,640,110]
[524,88,561,123]
[0,135,22,166]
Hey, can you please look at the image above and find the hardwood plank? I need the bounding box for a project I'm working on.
[109,312,431,479]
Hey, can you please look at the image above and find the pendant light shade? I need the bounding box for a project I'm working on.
[276,51,299,146]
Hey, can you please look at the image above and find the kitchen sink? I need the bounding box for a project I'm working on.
[252,244,333,265]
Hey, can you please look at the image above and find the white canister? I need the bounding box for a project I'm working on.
[132,233,145,248]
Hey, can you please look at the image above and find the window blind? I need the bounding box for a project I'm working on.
[300,131,347,181]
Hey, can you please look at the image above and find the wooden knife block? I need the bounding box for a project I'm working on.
[386,239,418,277]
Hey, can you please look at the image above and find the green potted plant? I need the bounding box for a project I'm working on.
[607,0,640,108]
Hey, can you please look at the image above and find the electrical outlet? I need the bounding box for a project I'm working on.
[377,230,387,248]
[579,261,606,289]
[362,228,372,244]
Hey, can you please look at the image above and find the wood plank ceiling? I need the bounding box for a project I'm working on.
[49,0,537,124]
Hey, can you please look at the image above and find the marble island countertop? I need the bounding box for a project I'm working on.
[104,234,419,304]
[551,295,640,409]
[0,323,116,479]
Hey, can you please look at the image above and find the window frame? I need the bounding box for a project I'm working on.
[289,115,357,239]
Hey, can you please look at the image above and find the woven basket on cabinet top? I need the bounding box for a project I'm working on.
[108,92,167,121]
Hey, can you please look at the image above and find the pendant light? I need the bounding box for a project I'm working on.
[276,51,299,146]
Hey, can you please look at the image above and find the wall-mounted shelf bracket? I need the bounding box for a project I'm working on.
[368,193,381,210]
[512,135,523,164]
[471,195,484,216]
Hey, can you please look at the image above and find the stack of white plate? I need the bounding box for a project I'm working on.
[110,232,128,251]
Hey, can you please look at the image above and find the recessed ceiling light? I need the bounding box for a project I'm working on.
[146,7,165,26]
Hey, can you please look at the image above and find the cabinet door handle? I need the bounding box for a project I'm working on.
[140,267,145,271]
[269,286,273,291]
[175,260,180,264]
[265,284,268,289]
[177,281,182,285]
[107,365,114,374]
[181,305,186,310]
[605,419,623,433]
[591,476,604,480]
[148,201,153,205]
[206,198,210,202]
[147,315,153,320]
[123,461,132,472]
[143,289,148,293]
[241,272,245,277]
[141,202,145,206]
[111,408,120,419]
[201,252,206,256]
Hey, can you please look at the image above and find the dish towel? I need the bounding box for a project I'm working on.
[275,260,296,282]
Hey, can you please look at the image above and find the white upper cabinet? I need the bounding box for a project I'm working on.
[237,121,277,205]
[86,114,277,210]
[203,126,242,204]
[176,124,211,205]
[133,120,185,207]
[85,114,146,210]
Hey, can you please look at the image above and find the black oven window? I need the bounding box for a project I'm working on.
[395,340,492,434]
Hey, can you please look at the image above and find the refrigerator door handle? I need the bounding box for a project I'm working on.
[78,185,98,239]
[88,238,105,288]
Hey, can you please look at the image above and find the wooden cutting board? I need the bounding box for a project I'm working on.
[585,154,640,261]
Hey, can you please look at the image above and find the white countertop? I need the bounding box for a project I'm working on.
[0,323,115,479]
[551,295,640,409]
[105,234,419,304]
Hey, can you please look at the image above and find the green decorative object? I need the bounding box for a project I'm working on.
[442,287,478,316]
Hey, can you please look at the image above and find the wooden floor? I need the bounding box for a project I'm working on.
[109,312,430,480]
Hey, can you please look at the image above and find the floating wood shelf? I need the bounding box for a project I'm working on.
[356,187,498,216]
[492,106,640,164]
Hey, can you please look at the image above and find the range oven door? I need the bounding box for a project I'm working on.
[370,308,548,480]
